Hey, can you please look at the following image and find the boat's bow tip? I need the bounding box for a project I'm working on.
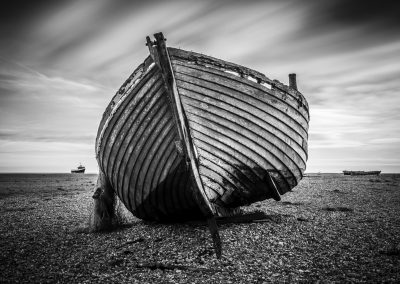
[145,32,166,46]
[153,32,166,41]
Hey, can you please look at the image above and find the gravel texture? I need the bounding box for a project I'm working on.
[0,173,399,283]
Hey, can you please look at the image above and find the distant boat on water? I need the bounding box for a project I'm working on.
[343,170,381,176]
[71,164,85,174]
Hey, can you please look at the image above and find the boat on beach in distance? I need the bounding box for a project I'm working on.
[71,164,85,174]
[95,32,310,222]
[343,170,381,176]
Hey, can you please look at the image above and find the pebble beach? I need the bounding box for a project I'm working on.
[0,173,399,283]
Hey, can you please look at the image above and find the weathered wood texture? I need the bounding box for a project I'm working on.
[96,62,201,221]
[151,33,215,218]
[169,48,309,207]
[95,36,309,221]
[150,34,222,257]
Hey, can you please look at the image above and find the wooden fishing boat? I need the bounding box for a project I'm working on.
[95,32,309,225]
[343,170,381,176]
[71,164,85,174]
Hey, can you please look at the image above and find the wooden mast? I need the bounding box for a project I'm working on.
[147,32,222,258]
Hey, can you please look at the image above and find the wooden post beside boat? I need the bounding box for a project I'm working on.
[289,73,297,91]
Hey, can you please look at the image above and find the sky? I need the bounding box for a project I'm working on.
[0,0,399,173]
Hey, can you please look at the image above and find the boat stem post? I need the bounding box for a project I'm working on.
[289,73,297,91]
[151,32,223,259]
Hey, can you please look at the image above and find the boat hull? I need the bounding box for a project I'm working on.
[95,34,309,221]
[170,48,308,206]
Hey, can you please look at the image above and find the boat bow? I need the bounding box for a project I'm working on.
[95,32,310,220]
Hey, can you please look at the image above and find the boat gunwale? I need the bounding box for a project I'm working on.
[168,47,309,115]
[172,60,309,131]
[176,78,308,162]
[96,60,156,165]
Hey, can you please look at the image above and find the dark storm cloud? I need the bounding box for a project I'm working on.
[319,0,400,26]
[0,0,55,27]
[298,0,400,30]
[0,0,69,56]
[268,0,400,65]
[297,0,400,46]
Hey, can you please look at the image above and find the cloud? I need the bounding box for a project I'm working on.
[1,0,400,172]
[0,129,95,146]
[369,138,400,145]
[0,140,97,173]
[0,59,110,152]
[299,0,400,41]
[314,0,400,26]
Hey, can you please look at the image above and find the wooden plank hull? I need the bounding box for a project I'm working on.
[95,35,310,221]
[96,62,202,221]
